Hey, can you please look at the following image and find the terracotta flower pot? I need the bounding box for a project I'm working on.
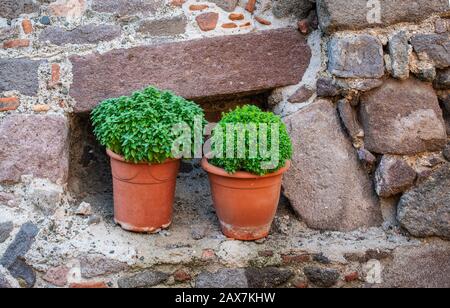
[201,158,290,241]
[107,149,180,233]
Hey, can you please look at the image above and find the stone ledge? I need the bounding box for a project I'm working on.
[69,28,311,113]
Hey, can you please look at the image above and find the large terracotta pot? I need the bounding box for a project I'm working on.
[107,149,180,233]
[201,158,290,241]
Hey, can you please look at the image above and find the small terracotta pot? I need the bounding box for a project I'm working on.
[201,158,290,241]
[107,149,180,233]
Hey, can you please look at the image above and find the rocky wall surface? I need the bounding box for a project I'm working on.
[0,0,449,288]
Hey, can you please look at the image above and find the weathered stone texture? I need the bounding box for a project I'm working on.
[69,28,311,112]
[0,0,40,20]
[389,31,410,80]
[0,221,13,244]
[382,241,450,288]
[317,0,450,33]
[196,269,248,288]
[0,114,69,184]
[39,24,121,46]
[90,0,163,16]
[411,34,450,69]
[283,99,382,231]
[375,155,416,198]
[272,0,315,19]
[304,267,340,288]
[0,58,44,96]
[328,35,384,78]
[397,164,450,240]
[209,0,238,12]
[80,254,128,279]
[435,68,450,89]
[137,16,187,37]
[245,268,293,288]
[360,78,447,155]
[118,270,169,288]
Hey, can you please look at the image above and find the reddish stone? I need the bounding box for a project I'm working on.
[3,39,30,49]
[222,22,238,29]
[240,22,251,27]
[22,19,33,34]
[202,249,216,260]
[174,269,192,282]
[69,281,108,288]
[49,63,61,88]
[298,19,309,34]
[258,250,274,257]
[229,13,244,21]
[43,266,70,287]
[171,0,185,7]
[255,16,271,25]
[0,97,20,112]
[32,104,51,112]
[281,253,311,265]
[344,272,359,282]
[69,28,311,112]
[245,0,256,13]
[189,4,209,11]
[288,86,314,103]
[294,280,309,288]
[49,0,86,19]
[196,12,219,31]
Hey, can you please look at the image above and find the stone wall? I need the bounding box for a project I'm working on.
[0,0,449,288]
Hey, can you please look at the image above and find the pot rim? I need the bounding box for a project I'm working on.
[106,149,179,165]
[201,158,290,179]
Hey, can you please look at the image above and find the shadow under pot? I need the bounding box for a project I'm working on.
[107,149,180,233]
[201,158,290,241]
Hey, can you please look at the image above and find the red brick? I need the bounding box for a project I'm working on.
[298,19,310,34]
[3,39,30,49]
[245,0,256,13]
[281,253,311,265]
[345,272,359,282]
[22,19,33,34]
[174,269,192,282]
[189,4,209,11]
[0,97,20,112]
[255,16,271,25]
[49,63,61,88]
[240,21,251,28]
[69,281,108,288]
[196,12,219,31]
[222,22,238,29]
[229,13,244,21]
[171,0,185,7]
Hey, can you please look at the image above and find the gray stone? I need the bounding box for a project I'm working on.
[138,16,187,37]
[245,267,293,288]
[357,148,377,173]
[304,267,340,288]
[316,77,341,97]
[39,24,121,46]
[411,34,450,69]
[283,99,382,231]
[0,271,12,288]
[28,180,64,214]
[335,78,383,92]
[389,31,410,80]
[375,155,417,198]
[380,197,400,229]
[0,25,18,41]
[444,144,450,161]
[69,28,311,112]
[337,98,364,142]
[0,221,13,244]
[0,58,44,96]
[196,269,248,288]
[382,241,450,288]
[0,114,69,184]
[0,0,40,20]
[328,35,384,78]
[360,78,447,155]
[8,258,35,288]
[317,0,450,34]
[0,222,38,269]
[398,164,450,240]
[118,270,169,288]
[272,0,315,19]
[435,68,450,89]
[91,0,163,16]
[79,254,128,279]
[209,0,238,12]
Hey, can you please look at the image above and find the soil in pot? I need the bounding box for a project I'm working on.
[107,149,180,233]
[201,158,290,241]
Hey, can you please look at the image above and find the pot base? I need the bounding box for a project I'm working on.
[220,221,271,241]
[114,219,172,234]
